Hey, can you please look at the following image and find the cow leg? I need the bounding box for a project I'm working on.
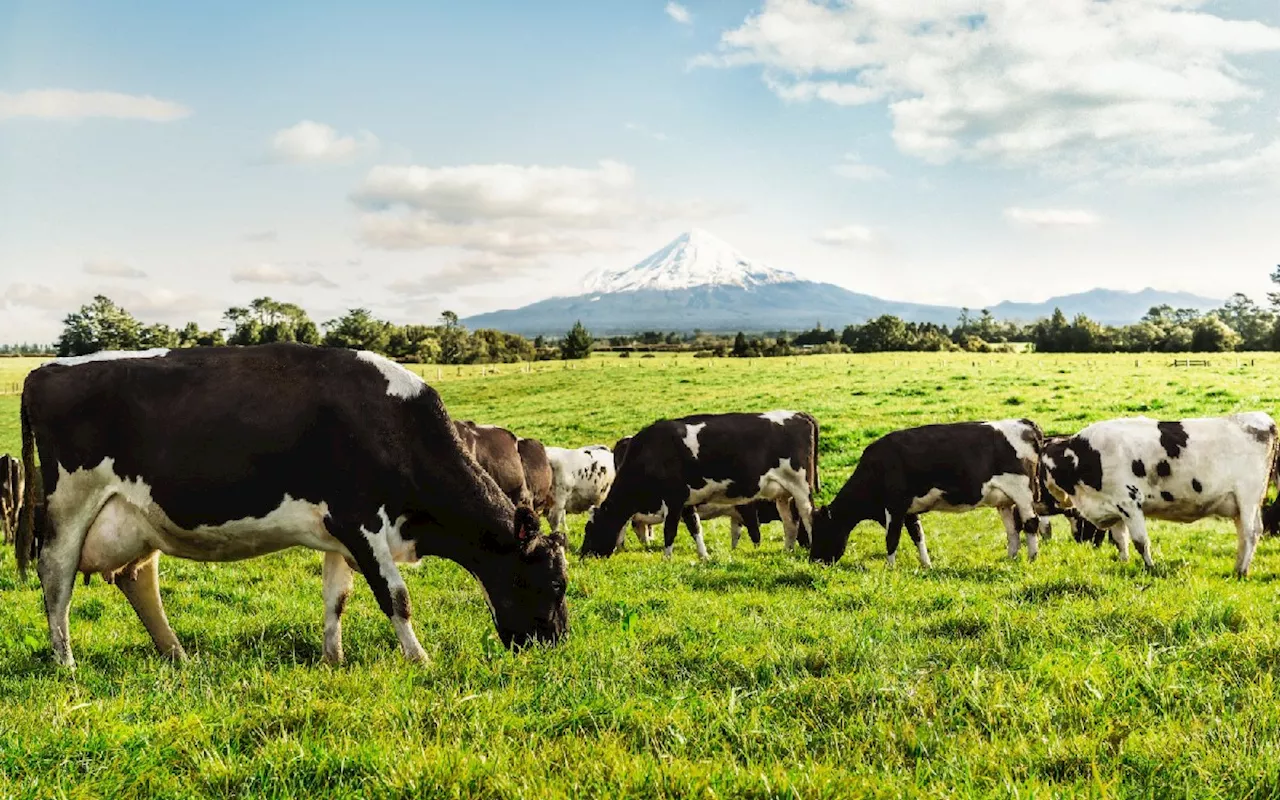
[904,514,931,569]
[662,506,682,560]
[730,516,742,549]
[1011,507,1041,562]
[681,506,709,560]
[36,521,87,669]
[777,499,801,551]
[339,520,427,662]
[1235,505,1263,579]
[737,505,762,548]
[1000,507,1021,559]
[794,500,812,549]
[633,518,652,546]
[548,502,566,534]
[322,551,355,664]
[1109,523,1131,563]
[884,511,906,567]
[115,551,185,661]
[1125,511,1155,570]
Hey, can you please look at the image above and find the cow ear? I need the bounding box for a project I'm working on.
[514,505,540,543]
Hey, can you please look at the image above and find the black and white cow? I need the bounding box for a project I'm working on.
[1042,413,1280,577]
[544,445,616,532]
[612,435,815,551]
[809,419,1045,566]
[16,344,569,668]
[582,411,819,559]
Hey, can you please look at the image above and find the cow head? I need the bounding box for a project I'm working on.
[580,511,624,558]
[483,507,569,649]
[808,505,849,564]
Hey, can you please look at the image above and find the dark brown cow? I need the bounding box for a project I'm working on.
[517,437,554,518]
[453,420,533,510]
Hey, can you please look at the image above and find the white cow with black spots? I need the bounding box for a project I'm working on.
[1042,413,1280,577]
[544,445,616,533]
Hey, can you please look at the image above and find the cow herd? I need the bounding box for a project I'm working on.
[6,343,1279,669]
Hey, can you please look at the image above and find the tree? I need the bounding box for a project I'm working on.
[854,315,910,352]
[322,308,392,352]
[732,331,750,357]
[560,320,593,360]
[438,310,467,365]
[1191,316,1241,352]
[57,295,143,356]
[225,297,319,345]
[140,323,180,349]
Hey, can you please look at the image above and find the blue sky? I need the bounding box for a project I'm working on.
[2,0,1279,341]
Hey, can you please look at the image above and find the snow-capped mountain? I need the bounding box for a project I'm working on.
[581,229,798,293]
[462,230,1222,336]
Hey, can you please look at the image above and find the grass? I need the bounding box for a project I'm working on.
[4,351,1280,797]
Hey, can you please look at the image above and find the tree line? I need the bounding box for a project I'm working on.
[53,295,594,362]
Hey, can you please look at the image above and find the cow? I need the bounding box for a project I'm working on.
[544,445,615,533]
[1,452,23,545]
[809,419,1045,567]
[612,434,815,551]
[582,411,819,559]
[453,420,533,510]
[517,437,554,518]
[15,343,569,669]
[1042,413,1280,577]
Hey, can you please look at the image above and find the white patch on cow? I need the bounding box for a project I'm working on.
[757,458,808,502]
[907,487,971,514]
[50,348,170,367]
[760,410,797,425]
[687,478,734,505]
[356,350,426,399]
[545,445,617,530]
[682,423,706,459]
[984,419,1037,463]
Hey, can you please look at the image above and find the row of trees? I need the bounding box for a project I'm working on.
[54,295,595,363]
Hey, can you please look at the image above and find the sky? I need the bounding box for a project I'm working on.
[2,0,1279,342]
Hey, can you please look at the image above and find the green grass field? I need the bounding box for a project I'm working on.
[4,352,1280,798]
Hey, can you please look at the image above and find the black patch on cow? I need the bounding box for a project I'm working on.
[1156,460,1172,478]
[335,591,349,618]
[392,587,412,620]
[1118,506,1130,519]
[1046,437,1104,493]
[1157,421,1189,458]
[1131,459,1146,477]
[1126,485,1140,502]
[1249,423,1277,444]
[1192,478,1203,493]
[1161,491,1175,502]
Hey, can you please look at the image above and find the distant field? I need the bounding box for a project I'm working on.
[4,351,1280,797]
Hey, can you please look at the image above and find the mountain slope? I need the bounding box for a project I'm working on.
[988,288,1222,325]
[461,230,1224,335]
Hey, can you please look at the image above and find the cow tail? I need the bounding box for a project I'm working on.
[1264,430,1280,536]
[16,391,37,580]
[806,411,820,499]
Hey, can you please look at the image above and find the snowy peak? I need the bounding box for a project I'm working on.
[582,229,800,293]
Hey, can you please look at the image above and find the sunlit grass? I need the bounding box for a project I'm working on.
[3,351,1280,797]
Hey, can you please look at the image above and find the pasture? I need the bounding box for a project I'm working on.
[3,352,1280,798]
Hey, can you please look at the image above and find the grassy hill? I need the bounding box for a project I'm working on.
[2,351,1280,796]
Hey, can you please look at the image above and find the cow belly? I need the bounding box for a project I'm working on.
[1145,494,1239,522]
[79,491,343,573]
[687,479,735,506]
[907,488,975,515]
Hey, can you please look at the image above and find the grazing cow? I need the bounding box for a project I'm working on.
[809,419,1045,567]
[517,437,554,518]
[1,453,23,545]
[16,344,568,668]
[1042,413,1280,577]
[453,421,533,510]
[544,445,615,533]
[613,434,815,551]
[582,411,819,559]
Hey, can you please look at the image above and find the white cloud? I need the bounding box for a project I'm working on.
[3,283,211,318]
[230,263,338,288]
[1004,207,1101,228]
[815,224,881,247]
[697,1,1280,177]
[665,2,692,25]
[242,230,278,243]
[268,121,378,164]
[83,259,148,279]
[832,153,888,181]
[0,89,190,121]
[351,159,726,264]
[388,253,537,294]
